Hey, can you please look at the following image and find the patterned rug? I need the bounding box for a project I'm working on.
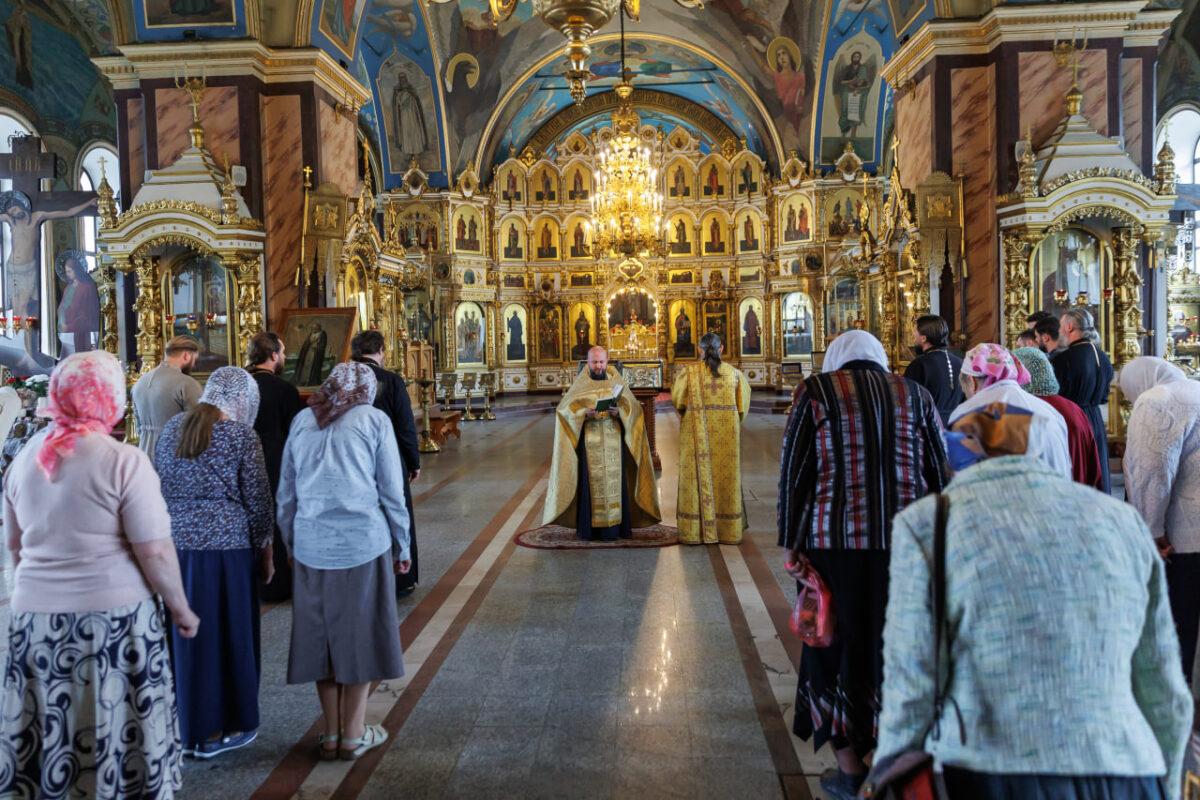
[515,524,679,550]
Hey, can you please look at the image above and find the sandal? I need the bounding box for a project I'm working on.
[317,733,340,761]
[338,724,388,761]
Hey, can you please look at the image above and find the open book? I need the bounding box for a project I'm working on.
[595,383,624,413]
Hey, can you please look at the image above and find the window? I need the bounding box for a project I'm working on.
[1156,105,1200,185]
[77,143,118,272]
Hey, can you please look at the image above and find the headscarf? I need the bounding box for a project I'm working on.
[1119,356,1187,405]
[1013,347,1060,397]
[37,351,126,479]
[823,329,889,372]
[961,343,1030,388]
[199,366,260,425]
[308,362,377,429]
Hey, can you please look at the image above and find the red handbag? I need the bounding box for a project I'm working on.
[789,561,835,647]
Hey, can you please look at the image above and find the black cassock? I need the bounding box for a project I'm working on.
[1052,339,1114,493]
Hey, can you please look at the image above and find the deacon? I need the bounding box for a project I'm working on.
[543,346,661,540]
[1053,308,1114,493]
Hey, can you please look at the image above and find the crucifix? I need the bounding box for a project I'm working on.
[0,134,98,350]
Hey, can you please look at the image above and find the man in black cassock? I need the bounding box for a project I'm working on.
[247,332,306,602]
[351,331,423,595]
[904,314,963,425]
[1053,309,1114,493]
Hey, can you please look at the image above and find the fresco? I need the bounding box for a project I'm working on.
[483,39,768,172]
[357,0,450,187]
[0,3,114,144]
[376,50,442,174]
[1159,0,1200,115]
[424,0,827,175]
[818,31,883,163]
[144,0,236,27]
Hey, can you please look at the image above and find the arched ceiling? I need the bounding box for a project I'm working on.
[480,36,771,172]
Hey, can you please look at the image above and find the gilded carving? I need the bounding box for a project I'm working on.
[131,257,163,371]
[1002,231,1034,349]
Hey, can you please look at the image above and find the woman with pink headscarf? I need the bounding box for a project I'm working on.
[948,342,1072,478]
[0,351,198,799]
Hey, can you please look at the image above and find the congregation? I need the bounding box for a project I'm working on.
[0,308,1197,800]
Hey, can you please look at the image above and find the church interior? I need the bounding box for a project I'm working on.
[2,0,1200,796]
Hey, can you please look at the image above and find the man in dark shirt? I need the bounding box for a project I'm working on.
[246,331,305,602]
[351,330,422,596]
[1052,308,1114,493]
[1033,316,1066,360]
[903,314,963,425]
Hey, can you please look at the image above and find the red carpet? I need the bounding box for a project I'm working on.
[515,523,678,550]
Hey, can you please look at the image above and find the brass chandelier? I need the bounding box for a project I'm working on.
[482,0,701,103]
[589,12,664,259]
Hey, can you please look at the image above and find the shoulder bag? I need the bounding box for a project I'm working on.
[859,493,957,800]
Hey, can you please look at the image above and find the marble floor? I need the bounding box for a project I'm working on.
[3,401,838,799]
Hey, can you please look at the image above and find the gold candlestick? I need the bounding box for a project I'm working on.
[480,372,497,421]
[123,363,140,446]
[417,378,440,454]
[461,372,479,421]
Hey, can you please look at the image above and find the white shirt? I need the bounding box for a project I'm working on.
[1124,379,1200,552]
[948,379,1072,480]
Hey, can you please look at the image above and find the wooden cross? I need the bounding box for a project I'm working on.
[0,134,97,337]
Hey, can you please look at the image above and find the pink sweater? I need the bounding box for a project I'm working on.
[4,430,172,613]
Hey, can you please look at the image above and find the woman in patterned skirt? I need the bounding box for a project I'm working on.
[0,351,199,799]
[156,366,274,758]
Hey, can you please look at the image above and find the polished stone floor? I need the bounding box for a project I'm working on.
[1,401,836,799]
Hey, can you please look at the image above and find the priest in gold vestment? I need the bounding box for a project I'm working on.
[671,333,751,544]
[544,347,661,540]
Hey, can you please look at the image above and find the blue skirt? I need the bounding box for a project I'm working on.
[942,768,1167,799]
[173,549,261,747]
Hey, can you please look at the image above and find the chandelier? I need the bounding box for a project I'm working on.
[590,81,664,257]
[474,0,701,104]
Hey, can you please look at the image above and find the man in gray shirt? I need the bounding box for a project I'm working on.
[131,336,201,465]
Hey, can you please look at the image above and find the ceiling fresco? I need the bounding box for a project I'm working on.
[487,38,766,170]
[0,0,115,145]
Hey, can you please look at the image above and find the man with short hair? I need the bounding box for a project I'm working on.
[1016,330,1039,348]
[247,331,305,601]
[903,314,963,425]
[1053,308,1114,493]
[1033,316,1064,358]
[544,346,660,541]
[1026,310,1054,331]
[131,335,202,465]
[351,330,422,596]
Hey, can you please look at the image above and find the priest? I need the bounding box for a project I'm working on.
[543,347,661,540]
[1052,308,1114,493]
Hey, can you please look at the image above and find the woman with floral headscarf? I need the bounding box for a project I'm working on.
[156,365,273,759]
[948,343,1072,479]
[1121,355,1200,681]
[1,351,197,799]
[277,362,411,761]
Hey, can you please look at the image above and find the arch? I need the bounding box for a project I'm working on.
[532,216,561,261]
[474,33,787,176]
[700,209,731,255]
[501,302,528,363]
[666,211,696,258]
[664,156,697,200]
[563,213,592,259]
[498,216,527,262]
[454,301,487,366]
[1156,103,1200,184]
[560,160,593,202]
[731,151,765,195]
[529,160,562,203]
[781,291,815,358]
[495,161,528,203]
[697,154,730,199]
[734,207,764,254]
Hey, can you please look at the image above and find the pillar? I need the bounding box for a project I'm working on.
[1001,231,1034,350]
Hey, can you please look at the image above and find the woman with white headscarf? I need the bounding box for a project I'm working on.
[778,329,949,798]
[277,362,411,761]
[156,365,274,759]
[2,351,197,798]
[1121,355,1200,681]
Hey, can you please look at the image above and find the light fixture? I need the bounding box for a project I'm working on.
[589,10,664,258]
[446,0,701,105]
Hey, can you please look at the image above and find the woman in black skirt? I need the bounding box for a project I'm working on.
[777,330,949,800]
